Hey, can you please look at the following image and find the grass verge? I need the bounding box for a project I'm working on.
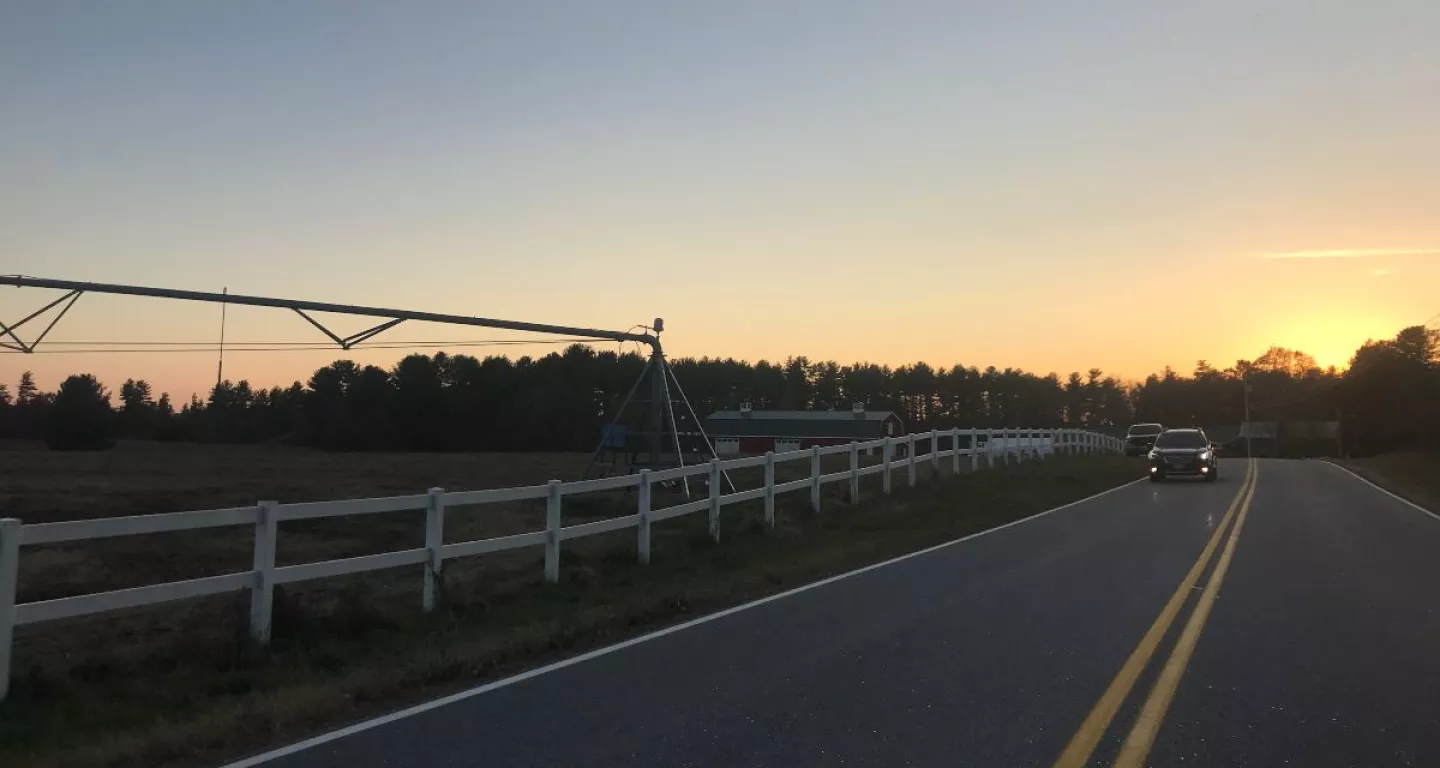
[1338,452,1440,513]
[2,454,1140,768]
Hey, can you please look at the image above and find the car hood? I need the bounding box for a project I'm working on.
[1153,447,1206,455]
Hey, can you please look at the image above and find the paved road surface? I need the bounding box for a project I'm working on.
[236,459,1440,767]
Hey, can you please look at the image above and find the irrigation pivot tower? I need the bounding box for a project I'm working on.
[0,274,724,487]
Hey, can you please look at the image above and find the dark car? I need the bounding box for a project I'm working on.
[1124,423,1165,456]
[1148,428,1218,482]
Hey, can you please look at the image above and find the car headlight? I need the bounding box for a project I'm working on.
[1147,449,1158,460]
[1198,450,1212,461]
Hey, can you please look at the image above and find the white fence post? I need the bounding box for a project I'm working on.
[423,487,445,613]
[637,470,652,564]
[0,518,20,703]
[951,427,960,475]
[544,480,562,583]
[763,452,776,526]
[930,429,939,475]
[809,446,822,513]
[250,501,278,645]
[907,433,917,487]
[709,459,723,541]
[849,441,860,504]
[971,427,980,471]
[882,436,893,494]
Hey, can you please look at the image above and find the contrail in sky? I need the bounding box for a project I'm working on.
[1261,248,1440,259]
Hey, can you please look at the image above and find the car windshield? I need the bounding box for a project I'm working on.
[1154,431,1207,449]
[1128,424,1163,436]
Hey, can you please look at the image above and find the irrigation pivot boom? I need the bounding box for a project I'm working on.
[0,275,658,351]
[0,274,724,486]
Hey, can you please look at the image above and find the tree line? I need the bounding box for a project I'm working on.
[2,325,1434,456]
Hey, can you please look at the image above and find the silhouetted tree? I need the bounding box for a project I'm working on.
[14,323,1434,458]
[1338,326,1440,455]
[45,374,115,450]
[17,371,38,404]
[119,378,157,438]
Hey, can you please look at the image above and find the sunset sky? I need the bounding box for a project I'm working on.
[4,2,1438,399]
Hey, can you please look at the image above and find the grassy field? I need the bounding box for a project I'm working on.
[1339,453,1440,513]
[1,440,1140,768]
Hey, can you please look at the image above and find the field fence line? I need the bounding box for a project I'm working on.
[0,427,1125,701]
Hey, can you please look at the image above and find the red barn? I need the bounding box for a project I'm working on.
[704,404,905,456]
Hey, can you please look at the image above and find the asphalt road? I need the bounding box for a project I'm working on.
[237,459,1440,768]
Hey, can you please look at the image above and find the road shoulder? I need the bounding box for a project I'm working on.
[1331,454,1440,519]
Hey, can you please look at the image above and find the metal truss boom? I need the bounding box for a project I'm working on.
[0,275,660,352]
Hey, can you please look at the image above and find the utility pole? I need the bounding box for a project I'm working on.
[215,287,228,387]
[1243,375,1252,459]
[1334,407,1344,458]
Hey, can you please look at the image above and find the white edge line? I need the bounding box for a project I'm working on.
[1322,460,1440,522]
[222,474,1147,768]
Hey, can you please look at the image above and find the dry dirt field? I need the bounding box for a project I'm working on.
[1,439,597,525]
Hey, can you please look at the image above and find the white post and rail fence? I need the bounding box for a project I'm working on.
[0,428,1124,700]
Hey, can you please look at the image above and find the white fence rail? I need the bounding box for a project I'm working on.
[0,427,1123,700]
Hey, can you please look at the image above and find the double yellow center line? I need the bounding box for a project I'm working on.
[1052,459,1258,768]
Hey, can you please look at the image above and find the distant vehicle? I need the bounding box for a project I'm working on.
[1124,423,1165,456]
[1148,428,1219,482]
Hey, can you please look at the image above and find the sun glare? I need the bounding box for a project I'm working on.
[1267,313,1399,371]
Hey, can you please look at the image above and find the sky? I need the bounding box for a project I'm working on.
[4,1,1438,399]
